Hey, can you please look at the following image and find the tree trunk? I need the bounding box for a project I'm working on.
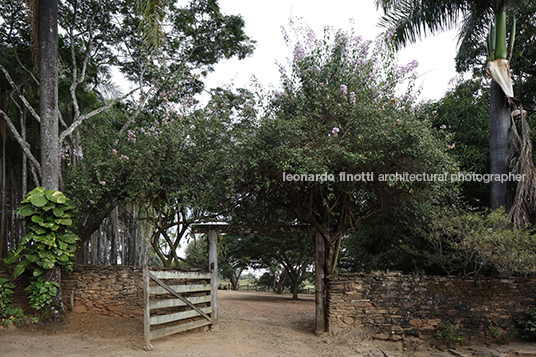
[110,207,118,265]
[21,105,27,238]
[0,131,5,260]
[315,230,326,333]
[289,272,299,300]
[489,81,512,210]
[274,270,287,294]
[39,0,59,190]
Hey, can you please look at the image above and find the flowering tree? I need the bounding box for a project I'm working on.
[238,21,457,275]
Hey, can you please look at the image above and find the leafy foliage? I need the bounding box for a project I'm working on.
[421,208,536,276]
[25,277,60,311]
[436,321,463,344]
[6,187,79,279]
[0,277,37,326]
[237,20,458,274]
[0,277,15,315]
[519,307,536,340]
[4,188,79,311]
[426,79,491,209]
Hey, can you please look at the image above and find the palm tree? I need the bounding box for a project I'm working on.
[375,0,519,211]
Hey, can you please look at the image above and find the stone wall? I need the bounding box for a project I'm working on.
[327,272,536,343]
[0,264,144,317]
[62,265,144,317]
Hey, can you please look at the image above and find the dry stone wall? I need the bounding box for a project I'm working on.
[0,264,144,317]
[327,272,536,343]
[62,265,144,317]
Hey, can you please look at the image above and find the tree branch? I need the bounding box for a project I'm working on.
[0,108,42,176]
[0,64,40,123]
[59,87,140,142]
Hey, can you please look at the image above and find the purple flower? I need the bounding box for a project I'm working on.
[340,85,348,97]
[332,127,340,136]
[127,129,136,143]
[293,44,305,62]
[100,181,106,186]
[349,92,356,105]
[440,125,447,130]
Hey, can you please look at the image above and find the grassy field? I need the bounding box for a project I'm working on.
[217,277,316,295]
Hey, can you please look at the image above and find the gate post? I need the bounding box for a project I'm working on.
[315,230,326,333]
[208,228,219,330]
[143,266,151,347]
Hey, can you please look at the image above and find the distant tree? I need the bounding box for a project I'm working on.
[224,233,314,299]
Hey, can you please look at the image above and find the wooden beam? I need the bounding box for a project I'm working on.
[191,224,314,234]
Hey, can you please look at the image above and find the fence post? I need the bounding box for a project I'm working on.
[209,228,219,330]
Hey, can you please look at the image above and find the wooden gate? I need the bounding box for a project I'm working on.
[143,267,214,346]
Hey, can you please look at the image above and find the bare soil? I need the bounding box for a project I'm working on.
[2,290,535,357]
[0,290,403,357]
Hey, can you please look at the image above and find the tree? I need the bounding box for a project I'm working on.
[0,0,255,260]
[375,0,523,211]
[428,79,491,209]
[223,233,314,299]
[236,22,457,275]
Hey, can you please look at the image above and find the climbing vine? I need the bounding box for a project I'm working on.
[5,187,79,311]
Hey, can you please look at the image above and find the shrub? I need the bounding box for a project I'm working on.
[423,208,536,276]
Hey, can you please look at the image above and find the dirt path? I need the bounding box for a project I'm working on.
[2,290,536,356]
[0,290,398,357]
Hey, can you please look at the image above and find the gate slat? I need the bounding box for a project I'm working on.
[150,319,212,340]
[150,270,211,280]
[149,306,212,325]
[148,272,213,322]
[149,283,211,295]
[149,295,211,310]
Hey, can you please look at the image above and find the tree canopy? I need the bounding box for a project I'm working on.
[232,21,458,274]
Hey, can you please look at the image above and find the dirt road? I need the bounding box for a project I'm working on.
[2,290,535,356]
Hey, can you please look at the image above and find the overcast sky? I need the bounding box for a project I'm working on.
[203,0,461,101]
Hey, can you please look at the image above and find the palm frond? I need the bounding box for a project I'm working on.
[136,0,170,52]
[377,0,468,50]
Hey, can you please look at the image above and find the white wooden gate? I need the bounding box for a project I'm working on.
[143,267,214,346]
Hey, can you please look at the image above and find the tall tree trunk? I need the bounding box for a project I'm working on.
[21,104,27,238]
[289,271,299,300]
[111,207,118,265]
[489,81,513,210]
[39,0,59,190]
[0,129,5,260]
[38,0,64,324]
[315,231,326,333]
